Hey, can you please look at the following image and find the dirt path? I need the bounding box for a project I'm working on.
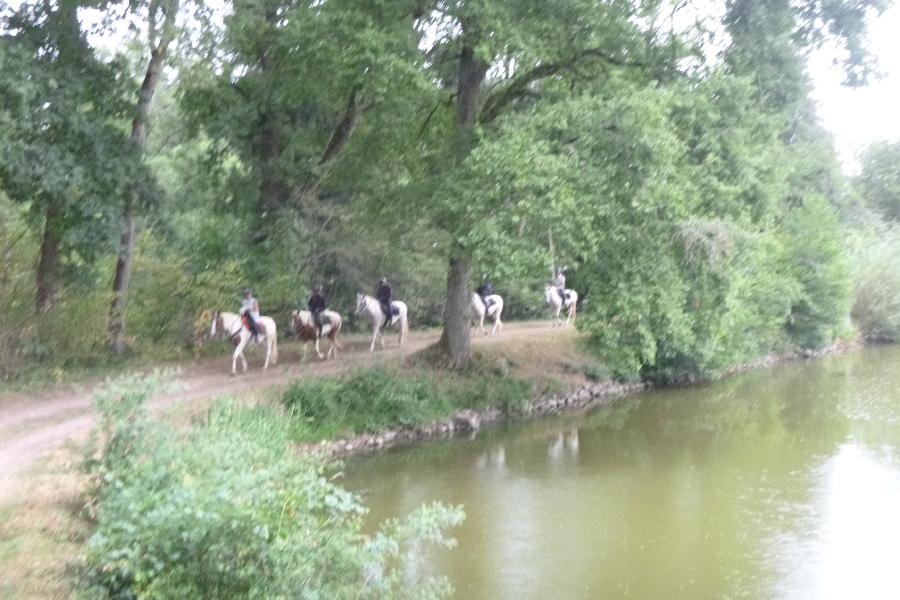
[0,322,557,497]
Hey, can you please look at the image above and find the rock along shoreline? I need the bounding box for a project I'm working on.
[298,379,647,458]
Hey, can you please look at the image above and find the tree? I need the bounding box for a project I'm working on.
[109,0,181,354]
[0,1,140,313]
[856,141,900,221]
[406,0,680,367]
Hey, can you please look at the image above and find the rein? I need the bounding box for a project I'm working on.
[219,315,243,340]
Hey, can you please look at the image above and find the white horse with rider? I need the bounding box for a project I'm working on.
[289,309,342,361]
[356,293,409,351]
[546,266,577,326]
[209,310,278,375]
[472,292,504,336]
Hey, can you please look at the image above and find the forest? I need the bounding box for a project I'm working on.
[1,0,899,383]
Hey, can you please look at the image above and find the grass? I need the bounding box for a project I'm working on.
[283,365,533,442]
[282,326,603,443]
[0,445,89,599]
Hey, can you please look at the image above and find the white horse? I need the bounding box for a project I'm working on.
[472,293,504,336]
[210,311,278,375]
[355,293,409,352]
[545,285,578,326]
[290,309,342,361]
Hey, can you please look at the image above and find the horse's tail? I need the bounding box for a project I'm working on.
[271,328,279,364]
[400,308,409,344]
[332,315,343,349]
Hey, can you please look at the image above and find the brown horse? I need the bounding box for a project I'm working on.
[290,309,342,360]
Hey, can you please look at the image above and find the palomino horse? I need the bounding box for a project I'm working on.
[210,311,278,375]
[355,293,408,352]
[545,285,578,326]
[290,309,342,360]
[472,293,504,336]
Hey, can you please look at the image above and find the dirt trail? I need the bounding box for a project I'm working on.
[0,322,555,497]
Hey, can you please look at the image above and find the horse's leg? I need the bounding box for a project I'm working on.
[315,335,323,360]
[263,336,271,370]
[232,337,246,375]
[370,324,378,352]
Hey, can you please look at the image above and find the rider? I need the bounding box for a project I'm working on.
[476,275,494,310]
[239,288,260,340]
[376,277,392,326]
[551,267,567,305]
[307,285,327,337]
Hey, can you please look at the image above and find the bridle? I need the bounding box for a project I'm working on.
[216,313,242,340]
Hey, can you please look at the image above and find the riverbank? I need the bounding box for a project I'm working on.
[292,335,865,459]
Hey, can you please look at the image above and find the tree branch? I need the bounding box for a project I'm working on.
[290,85,371,207]
[480,47,649,124]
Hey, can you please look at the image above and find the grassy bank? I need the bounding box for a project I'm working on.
[280,329,626,446]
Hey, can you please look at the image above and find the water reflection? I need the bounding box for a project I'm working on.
[344,345,900,599]
[547,428,580,463]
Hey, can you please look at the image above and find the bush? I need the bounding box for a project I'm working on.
[850,224,900,341]
[283,366,532,441]
[83,374,464,599]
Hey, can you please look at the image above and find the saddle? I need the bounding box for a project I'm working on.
[382,303,399,326]
[240,315,266,336]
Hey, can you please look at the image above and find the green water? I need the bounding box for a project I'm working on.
[344,345,900,599]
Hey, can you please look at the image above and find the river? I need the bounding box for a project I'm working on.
[344,345,900,599]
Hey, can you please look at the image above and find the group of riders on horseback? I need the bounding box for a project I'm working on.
[238,276,397,343]
[239,267,570,342]
[215,266,575,374]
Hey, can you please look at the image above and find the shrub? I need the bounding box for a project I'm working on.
[83,375,464,599]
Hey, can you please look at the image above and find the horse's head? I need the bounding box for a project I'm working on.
[209,310,221,337]
[544,285,556,305]
[355,293,366,315]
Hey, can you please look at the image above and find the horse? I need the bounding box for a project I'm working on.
[472,293,504,336]
[355,293,409,352]
[289,309,342,361]
[545,285,578,326]
[209,311,278,375]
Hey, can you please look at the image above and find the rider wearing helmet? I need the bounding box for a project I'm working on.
[476,274,494,310]
[308,285,327,336]
[551,267,567,304]
[240,288,260,339]
[376,277,392,326]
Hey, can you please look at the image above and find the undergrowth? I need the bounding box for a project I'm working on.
[82,373,464,599]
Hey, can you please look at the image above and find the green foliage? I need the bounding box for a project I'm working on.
[856,141,900,221]
[779,195,851,348]
[83,374,464,599]
[283,366,532,440]
[850,224,900,341]
[0,0,889,382]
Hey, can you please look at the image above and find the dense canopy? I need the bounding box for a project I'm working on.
[1,0,898,380]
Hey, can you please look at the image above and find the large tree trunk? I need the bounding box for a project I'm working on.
[436,35,489,367]
[437,254,472,367]
[36,200,62,313]
[108,10,175,353]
